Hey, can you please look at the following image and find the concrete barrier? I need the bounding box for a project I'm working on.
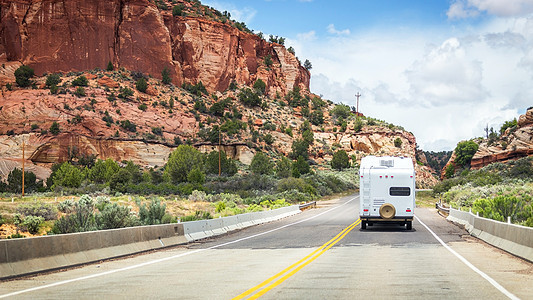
[447,208,533,262]
[0,205,302,279]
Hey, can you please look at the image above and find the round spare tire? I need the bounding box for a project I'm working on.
[379,203,396,219]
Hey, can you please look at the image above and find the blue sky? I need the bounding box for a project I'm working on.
[203,0,533,151]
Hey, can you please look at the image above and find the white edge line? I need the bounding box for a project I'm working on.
[0,197,357,298]
[415,215,520,300]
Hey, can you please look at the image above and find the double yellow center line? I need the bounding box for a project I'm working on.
[233,218,361,299]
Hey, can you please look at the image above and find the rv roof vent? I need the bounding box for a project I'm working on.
[380,159,394,167]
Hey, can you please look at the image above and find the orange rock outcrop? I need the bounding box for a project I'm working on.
[0,0,309,95]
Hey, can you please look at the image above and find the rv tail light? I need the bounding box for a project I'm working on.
[363,209,369,212]
[410,176,413,178]
[361,176,363,178]
[406,209,411,212]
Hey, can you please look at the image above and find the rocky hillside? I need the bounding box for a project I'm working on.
[442,107,533,177]
[0,0,309,95]
[471,108,533,169]
[0,0,438,188]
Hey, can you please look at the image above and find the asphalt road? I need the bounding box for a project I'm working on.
[0,194,531,299]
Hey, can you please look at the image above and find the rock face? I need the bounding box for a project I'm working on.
[442,108,533,177]
[470,108,533,169]
[0,0,310,95]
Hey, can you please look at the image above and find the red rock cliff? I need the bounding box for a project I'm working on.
[0,0,310,94]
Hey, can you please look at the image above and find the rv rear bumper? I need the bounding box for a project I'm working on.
[360,217,413,222]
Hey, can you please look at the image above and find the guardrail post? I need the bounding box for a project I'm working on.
[508,216,511,224]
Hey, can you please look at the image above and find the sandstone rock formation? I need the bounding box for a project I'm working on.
[470,108,533,169]
[0,0,309,96]
[442,108,533,177]
[0,0,437,188]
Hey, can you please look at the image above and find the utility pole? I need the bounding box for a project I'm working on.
[355,92,361,116]
[218,126,221,176]
[22,140,25,197]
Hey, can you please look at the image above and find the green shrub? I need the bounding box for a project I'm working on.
[238,88,262,107]
[172,4,184,16]
[454,140,479,168]
[120,120,137,132]
[136,77,148,93]
[394,137,402,148]
[181,211,212,222]
[71,75,88,87]
[165,145,205,183]
[310,110,324,125]
[49,121,60,135]
[46,74,61,87]
[137,198,167,225]
[250,152,273,175]
[14,65,34,87]
[331,104,351,120]
[275,157,292,178]
[74,86,86,97]
[51,195,97,234]
[253,79,266,95]
[23,216,44,234]
[138,103,147,111]
[96,203,137,230]
[106,61,114,71]
[206,150,238,176]
[331,150,350,170]
[182,81,207,96]
[292,156,310,177]
[118,87,134,100]
[17,202,57,220]
[52,162,83,189]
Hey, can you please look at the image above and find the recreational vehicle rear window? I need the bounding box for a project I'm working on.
[389,187,411,196]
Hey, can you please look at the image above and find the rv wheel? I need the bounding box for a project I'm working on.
[406,221,412,230]
[361,221,366,230]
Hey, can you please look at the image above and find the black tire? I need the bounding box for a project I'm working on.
[368,222,373,226]
[406,221,412,230]
[361,221,367,230]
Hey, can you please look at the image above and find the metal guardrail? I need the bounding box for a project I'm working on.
[435,201,450,214]
[299,201,316,210]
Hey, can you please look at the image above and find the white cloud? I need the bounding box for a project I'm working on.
[297,17,532,151]
[405,38,489,107]
[448,0,533,19]
[327,24,351,35]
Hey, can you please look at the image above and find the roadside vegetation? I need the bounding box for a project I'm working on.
[0,146,358,238]
[432,156,533,227]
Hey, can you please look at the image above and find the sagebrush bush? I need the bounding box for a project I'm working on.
[23,215,44,234]
[17,202,58,220]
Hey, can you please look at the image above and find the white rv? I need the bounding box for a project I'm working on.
[359,156,415,230]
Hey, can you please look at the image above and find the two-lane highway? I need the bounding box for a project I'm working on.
[1,194,531,299]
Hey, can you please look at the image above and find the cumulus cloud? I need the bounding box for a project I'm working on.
[448,0,533,19]
[405,38,489,107]
[327,24,351,35]
[295,16,533,150]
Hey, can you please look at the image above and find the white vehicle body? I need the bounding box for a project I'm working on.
[359,156,415,230]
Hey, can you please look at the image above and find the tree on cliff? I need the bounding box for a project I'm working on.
[14,65,34,87]
[304,59,312,71]
[162,67,172,85]
[454,140,479,168]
